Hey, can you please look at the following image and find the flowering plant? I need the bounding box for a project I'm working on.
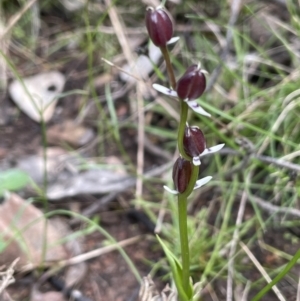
[145,4,224,301]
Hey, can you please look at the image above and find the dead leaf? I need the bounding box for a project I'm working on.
[13,147,68,184]
[47,120,94,147]
[0,149,129,200]
[0,193,68,269]
[46,168,131,200]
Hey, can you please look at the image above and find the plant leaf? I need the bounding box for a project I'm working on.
[157,235,193,300]
[251,248,300,301]
[0,169,31,196]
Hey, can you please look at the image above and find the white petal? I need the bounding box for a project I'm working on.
[192,157,201,166]
[200,144,225,157]
[186,101,211,117]
[167,37,180,45]
[152,84,178,97]
[194,176,212,190]
[163,185,179,195]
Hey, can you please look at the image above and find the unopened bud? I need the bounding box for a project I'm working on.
[176,64,206,101]
[183,126,206,159]
[172,157,192,194]
[145,6,173,47]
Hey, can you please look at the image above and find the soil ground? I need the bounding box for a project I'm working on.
[1,1,300,300]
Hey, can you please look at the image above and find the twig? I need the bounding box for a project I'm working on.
[101,58,141,81]
[0,15,9,93]
[0,258,19,294]
[206,283,219,301]
[219,147,300,173]
[0,0,39,39]
[22,235,143,274]
[256,154,300,173]
[104,0,146,205]
[59,235,142,267]
[240,242,286,301]
[243,193,300,219]
[241,281,251,301]
[206,0,242,92]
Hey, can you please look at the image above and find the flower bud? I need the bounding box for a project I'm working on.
[145,6,173,47]
[172,157,192,194]
[176,64,206,101]
[183,126,206,158]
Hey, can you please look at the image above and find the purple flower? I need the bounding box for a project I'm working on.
[152,84,211,117]
[145,6,174,47]
[176,64,206,101]
[183,126,225,166]
[163,156,212,195]
[184,126,206,157]
[152,62,210,117]
[172,157,192,194]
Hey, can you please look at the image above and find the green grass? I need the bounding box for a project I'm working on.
[1,0,300,300]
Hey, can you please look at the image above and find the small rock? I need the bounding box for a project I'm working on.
[0,193,69,269]
[15,147,68,183]
[8,71,66,123]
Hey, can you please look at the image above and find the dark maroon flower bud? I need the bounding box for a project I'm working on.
[183,126,206,159]
[145,6,173,47]
[176,64,206,101]
[172,157,192,193]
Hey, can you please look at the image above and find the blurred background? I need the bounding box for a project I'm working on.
[0,0,300,300]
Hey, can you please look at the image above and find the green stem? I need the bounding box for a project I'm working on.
[159,44,190,161]
[178,193,190,294]
[182,164,199,198]
[159,40,197,300]
[177,157,199,300]
[160,45,176,90]
[177,101,190,160]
